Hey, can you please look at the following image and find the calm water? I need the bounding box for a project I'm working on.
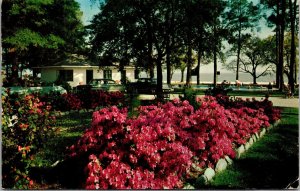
[167,72,288,83]
[140,70,290,84]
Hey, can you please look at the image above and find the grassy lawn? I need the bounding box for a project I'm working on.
[30,111,93,189]
[33,111,93,168]
[198,107,299,189]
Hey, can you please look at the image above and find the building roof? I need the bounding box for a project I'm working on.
[33,54,135,69]
[33,55,99,69]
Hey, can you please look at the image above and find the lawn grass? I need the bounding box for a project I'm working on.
[29,111,93,189]
[198,107,299,189]
[32,111,93,168]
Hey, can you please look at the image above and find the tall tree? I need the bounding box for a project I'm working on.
[227,37,275,84]
[208,0,227,87]
[283,32,299,88]
[225,0,262,81]
[261,0,290,91]
[2,0,85,83]
[287,0,298,93]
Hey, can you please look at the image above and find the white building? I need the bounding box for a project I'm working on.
[33,55,136,87]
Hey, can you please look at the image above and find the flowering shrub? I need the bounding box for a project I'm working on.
[69,105,192,189]
[40,90,125,111]
[215,95,281,123]
[2,91,56,189]
[76,90,125,110]
[61,93,83,110]
[68,96,279,189]
[39,92,82,111]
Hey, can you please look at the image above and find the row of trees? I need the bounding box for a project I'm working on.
[260,0,298,92]
[88,0,298,95]
[2,0,298,94]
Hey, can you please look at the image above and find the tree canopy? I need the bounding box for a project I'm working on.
[2,0,85,83]
[2,0,298,92]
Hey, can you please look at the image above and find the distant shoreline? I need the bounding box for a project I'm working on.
[168,81,273,87]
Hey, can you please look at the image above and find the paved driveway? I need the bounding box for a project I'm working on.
[139,94,299,108]
[169,94,299,108]
[236,96,299,108]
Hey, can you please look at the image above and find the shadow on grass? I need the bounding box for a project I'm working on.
[30,155,89,189]
[199,108,299,189]
[29,111,93,189]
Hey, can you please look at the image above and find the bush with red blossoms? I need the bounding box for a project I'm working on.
[40,90,125,111]
[215,95,281,123]
[77,90,125,110]
[68,96,279,189]
[2,92,56,189]
[69,105,193,189]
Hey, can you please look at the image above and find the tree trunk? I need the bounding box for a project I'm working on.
[11,52,19,80]
[156,54,163,100]
[278,0,286,91]
[147,21,154,79]
[186,30,192,87]
[295,61,297,84]
[180,69,185,82]
[236,0,242,81]
[236,24,241,81]
[275,27,280,88]
[213,24,217,87]
[166,2,175,85]
[213,47,217,87]
[197,50,201,85]
[288,0,296,93]
[166,41,171,84]
[253,71,257,85]
[274,0,280,88]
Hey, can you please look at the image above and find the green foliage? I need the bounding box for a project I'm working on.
[2,0,85,78]
[2,91,56,189]
[4,28,65,51]
[89,0,226,87]
[54,80,72,93]
[181,88,200,109]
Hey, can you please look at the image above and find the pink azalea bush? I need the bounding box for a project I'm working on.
[76,90,125,110]
[41,90,125,111]
[68,96,279,189]
[215,95,281,123]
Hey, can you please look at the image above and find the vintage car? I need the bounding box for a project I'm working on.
[2,85,67,96]
[75,79,125,92]
[127,78,173,94]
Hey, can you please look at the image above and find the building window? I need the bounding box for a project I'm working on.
[104,69,112,79]
[59,70,73,81]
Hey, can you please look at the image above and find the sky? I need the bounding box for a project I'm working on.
[76,0,275,73]
[76,0,101,25]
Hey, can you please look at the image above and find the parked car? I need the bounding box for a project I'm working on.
[75,79,125,92]
[127,78,174,94]
[2,86,67,96]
